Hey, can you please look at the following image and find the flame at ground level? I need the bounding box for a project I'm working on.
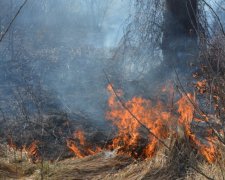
[6,138,40,163]
[67,129,102,158]
[106,84,171,158]
[67,84,219,163]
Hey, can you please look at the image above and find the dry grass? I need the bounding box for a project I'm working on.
[0,144,38,179]
[0,141,225,180]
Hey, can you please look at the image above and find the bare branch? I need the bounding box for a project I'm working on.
[0,0,28,43]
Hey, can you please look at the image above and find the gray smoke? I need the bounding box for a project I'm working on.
[0,0,131,123]
[0,0,224,124]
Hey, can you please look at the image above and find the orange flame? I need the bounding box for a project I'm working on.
[177,93,195,129]
[106,84,218,162]
[66,84,219,163]
[7,138,40,163]
[106,84,171,158]
[74,130,85,146]
[177,94,217,163]
[67,129,102,158]
[24,140,40,163]
[66,139,84,158]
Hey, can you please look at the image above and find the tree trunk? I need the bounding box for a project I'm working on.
[162,0,198,71]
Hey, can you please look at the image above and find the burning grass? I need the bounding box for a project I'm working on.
[1,143,225,179]
[51,82,223,179]
[2,81,224,179]
[2,31,224,177]
[0,144,38,179]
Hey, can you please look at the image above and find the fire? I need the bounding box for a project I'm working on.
[66,139,84,158]
[23,140,40,163]
[106,84,171,158]
[66,84,219,163]
[74,130,85,146]
[106,84,218,163]
[67,129,102,158]
[6,138,40,163]
[177,93,217,163]
[177,93,195,131]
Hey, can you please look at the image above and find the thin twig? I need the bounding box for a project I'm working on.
[189,165,214,180]
[104,69,213,180]
[174,67,225,145]
[0,0,28,43]
[202,0,225,36]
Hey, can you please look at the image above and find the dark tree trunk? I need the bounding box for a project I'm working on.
[162,0,198,71]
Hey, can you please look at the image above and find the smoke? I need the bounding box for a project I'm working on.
[0,0,131,123]
[0,0,224,124]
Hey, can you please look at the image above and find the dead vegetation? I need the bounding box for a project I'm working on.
[0,139,225,180]
[0,0,225,180]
